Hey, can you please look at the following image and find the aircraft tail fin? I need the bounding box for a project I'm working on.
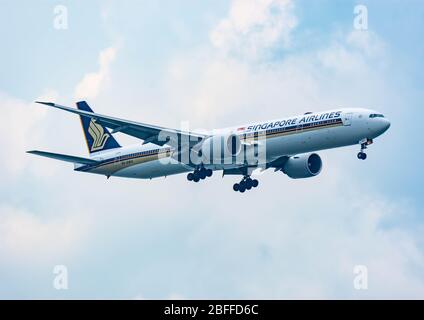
[76,101,121,154]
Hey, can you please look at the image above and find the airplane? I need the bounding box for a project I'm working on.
[28,101,390,193]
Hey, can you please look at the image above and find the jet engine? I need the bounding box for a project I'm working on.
[200,133,241,164]
[283,153,322,179]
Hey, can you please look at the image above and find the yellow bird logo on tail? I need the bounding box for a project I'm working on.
[88,119,110,152]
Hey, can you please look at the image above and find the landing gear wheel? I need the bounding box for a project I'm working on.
[193,171,200,182]
[357,152,367,160]
[239,180,246,189]
[188,167,213,183]
[234,176,259,192]
[246,179,253,190]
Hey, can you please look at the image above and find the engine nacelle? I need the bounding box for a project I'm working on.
[201,133,241,164]
[283,153,322,179]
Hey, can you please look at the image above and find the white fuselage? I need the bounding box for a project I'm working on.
[75,108,390,179]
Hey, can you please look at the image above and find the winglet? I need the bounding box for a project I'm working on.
[35,101,55,106]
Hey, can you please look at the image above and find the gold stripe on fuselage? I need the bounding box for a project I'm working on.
[89,149,172,175]
[87,119,343,174]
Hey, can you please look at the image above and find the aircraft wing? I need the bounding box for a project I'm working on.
[27,150,98,165]
[35,102,207,147]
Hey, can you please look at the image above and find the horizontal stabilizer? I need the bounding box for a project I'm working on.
[27,150,98,165]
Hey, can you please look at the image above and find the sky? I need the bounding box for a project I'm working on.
[0,0,423,299]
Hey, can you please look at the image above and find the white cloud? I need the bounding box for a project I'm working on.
[74,46,117,100]
[174,174,424,299]
[0,90,59,178]
[0,204,91,266]
[210,0,297,60]
[347,30,386,58]
[317,30,387,75]
[166,32,386,128]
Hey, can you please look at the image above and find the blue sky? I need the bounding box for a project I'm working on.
[0,0,423,299]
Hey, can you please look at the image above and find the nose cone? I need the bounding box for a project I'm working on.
[381,118,391,132]
[375,118,391,136]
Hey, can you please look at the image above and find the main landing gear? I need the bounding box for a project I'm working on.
[357,138,373,160]
[233,176,259,193]
[187,167,213,182]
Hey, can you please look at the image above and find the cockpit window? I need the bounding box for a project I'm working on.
[369,114,384,118]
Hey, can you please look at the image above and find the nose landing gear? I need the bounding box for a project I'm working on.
[187,167,213,182]
[357,138,373,160]
[357,151,367,160]
[233,176,259,193]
